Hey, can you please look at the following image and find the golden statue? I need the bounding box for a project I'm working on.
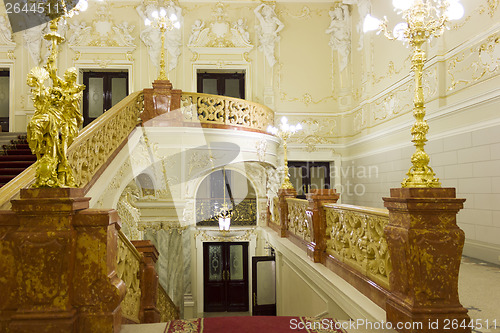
[27,19,85,188]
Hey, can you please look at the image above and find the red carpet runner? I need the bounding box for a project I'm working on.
[164,316,346,333]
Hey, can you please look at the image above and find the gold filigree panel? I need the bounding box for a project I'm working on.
[157,284,180,322]
[448,31,500,91]
[286,198,311,242]
[196,198,257,227]
[117,231,142,323]
[68,92,143,188]
[324,206,391,288]
[181,92,274,132]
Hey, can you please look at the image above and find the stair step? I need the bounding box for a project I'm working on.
[6,149,33,155]
[0,155,37,162]
[0,161,34,168]
[0,175,15,183]
[0,168,26,175]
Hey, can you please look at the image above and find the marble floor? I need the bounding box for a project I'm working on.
[121,256,500,333]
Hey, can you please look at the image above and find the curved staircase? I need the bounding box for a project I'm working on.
[0,133,36,187]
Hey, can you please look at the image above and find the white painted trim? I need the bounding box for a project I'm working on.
[463,239,500,266]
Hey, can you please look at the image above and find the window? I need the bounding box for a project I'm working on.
[197,71,245,99]
[82,71,129,126]
[288,161,331,199]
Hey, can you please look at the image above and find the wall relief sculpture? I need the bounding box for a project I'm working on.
[325,4,351,73]
[0,15,15,52]
[254,2,284,67]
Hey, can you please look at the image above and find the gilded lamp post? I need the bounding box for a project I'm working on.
[364,0,464,188]
[268,117,302,190]
[144,5,181,80]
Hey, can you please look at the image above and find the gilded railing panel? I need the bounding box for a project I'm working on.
[0,91,144,209]
[157,284,180,322]
[286,198,311,242]
[180,92,274,132]
[117,230,142,323]
[324,204,391,288]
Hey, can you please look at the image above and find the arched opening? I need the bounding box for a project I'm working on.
[195,168,257,228]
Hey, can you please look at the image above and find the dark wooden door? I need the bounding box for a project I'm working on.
[0,70,9,132]
[197,72,245,99]
[82,71,129,126]
[288,162,331,199]
[252,256,276,316]
[204,242,249,312]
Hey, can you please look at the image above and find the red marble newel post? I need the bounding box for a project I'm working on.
[277,188,296,237]
[142,79,182,126]
[383,188,470,333]
[132,240,161,323]
[306,189,340,263]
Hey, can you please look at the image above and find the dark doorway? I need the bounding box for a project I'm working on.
[203,242,249,312]
[288,161,331,199]
[0,70,9,132]
[82,71,129,126]
[197,72,245,99]
[252,256,276,316]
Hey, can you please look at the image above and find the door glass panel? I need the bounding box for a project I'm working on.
[0,76,9,117]
[256,260,275,305]
[111,77,127,106]
[289,166,304,196]
[229,244,243,281]
[203,78,218,95]
[225,79,240,98]
[209,245,223,281]
[310,166,327,192]
[88,77,104,118]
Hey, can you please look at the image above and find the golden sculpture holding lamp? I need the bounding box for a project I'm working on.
[27,0,87,188]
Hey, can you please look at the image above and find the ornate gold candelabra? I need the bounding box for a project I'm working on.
[26,0,88,188]
[364,0,464,188]
[268,117,302,190]
[144,6,180,80]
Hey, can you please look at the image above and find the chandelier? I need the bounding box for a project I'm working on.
[216,168,233,232]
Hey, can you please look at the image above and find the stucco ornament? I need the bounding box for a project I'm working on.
[0,15,15,48]
[343,0,371,50]
[137,0,183,71]
[325,4,351,73]
[254,3,284,67]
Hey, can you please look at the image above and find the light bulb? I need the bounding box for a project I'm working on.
[392,0,414,11]
[363,14,382,33]
[152,10,158,19]
[290,125,296,132]
[159,8,166,17]
[170,13,178,21]
[281,116,288,124]
[144,18,151,26]
[174,21,181,29]
[77,0,88,11]
[295,123,302,131]
[446,1,464,20]
[282,123,290,132]
[393,22,408,41]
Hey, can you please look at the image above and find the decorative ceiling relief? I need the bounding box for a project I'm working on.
[447,31,500,92]
[254,2,283,67]
[137,0,183,70]
[0,15,15,53]
[188,2,253,56]
[68,4,136,54]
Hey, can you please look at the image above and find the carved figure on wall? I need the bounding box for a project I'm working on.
[266,166,283,221]
[188,19,205,45]
[67,20,91,46]
[254,3,284,67]
[137,1,183,71]
[113,21,135,47]
[234,18,250,44]
[165,1,183,71]
[325,5,351,73]
[23,24,47,65]
[343,0,371,50]
[0,15,14,45]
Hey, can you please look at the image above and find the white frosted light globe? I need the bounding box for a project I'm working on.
[144,18,151,26]
[446,1,464,20]
[152,10,159,19]
[392,0,414,11]
[170,13,178,22]
[281,117,288,124]
[159,8,166,17]
[393,22,408,41]
[363,14,382,33]
[174,21,181,29]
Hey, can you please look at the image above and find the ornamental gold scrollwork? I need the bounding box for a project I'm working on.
[286,198,311,242]
[181,92,274,132]
[325,205,391,288]
[157,284,180,322]
[117,231,142,323]
[196,198,257,227]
